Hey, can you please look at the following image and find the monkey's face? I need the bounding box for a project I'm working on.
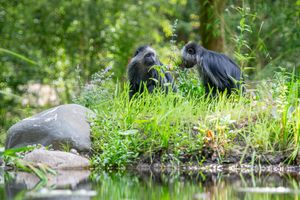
[181,42,201,68]
[133,46,159,67]
[143,51,157,67]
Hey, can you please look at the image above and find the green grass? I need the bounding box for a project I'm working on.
[79,70,299,171]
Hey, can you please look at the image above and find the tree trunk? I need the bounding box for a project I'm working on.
[199,0,226,52]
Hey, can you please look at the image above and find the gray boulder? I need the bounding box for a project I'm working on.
[5,104,94,153]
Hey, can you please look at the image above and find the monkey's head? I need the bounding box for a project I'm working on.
[181,42,203,68]
[132,45,160,68]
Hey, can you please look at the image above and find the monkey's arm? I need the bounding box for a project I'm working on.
[146,69,158,93]
[147,82,156,93]
[128,62,141,99]
[129,82,138,99]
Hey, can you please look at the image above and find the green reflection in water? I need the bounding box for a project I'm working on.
[3,170,300,199]
[92,171,300,200]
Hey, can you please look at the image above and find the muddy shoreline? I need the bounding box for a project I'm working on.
[135,162,300,174]
[133,148,300,174]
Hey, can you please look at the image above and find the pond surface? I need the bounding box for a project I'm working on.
[1,168,300,199]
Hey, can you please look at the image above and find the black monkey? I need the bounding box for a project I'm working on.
[181,42,243,96]
[127,45,176,99]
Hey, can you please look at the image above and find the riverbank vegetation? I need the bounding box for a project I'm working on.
[1,0,299,170]
[74,67,299,171]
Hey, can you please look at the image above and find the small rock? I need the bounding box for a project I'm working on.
[70,148,79,155]
[23,149,90,169]
[193,192,210,200]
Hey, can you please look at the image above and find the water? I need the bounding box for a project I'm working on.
[1,168,300,199]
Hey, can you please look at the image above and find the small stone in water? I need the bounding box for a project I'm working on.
[26,189,97,198]
[70,149,79,155]
[193,192,210,199]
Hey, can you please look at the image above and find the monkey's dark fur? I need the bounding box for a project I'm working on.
[127,45,176,99]
[181,42,243,95]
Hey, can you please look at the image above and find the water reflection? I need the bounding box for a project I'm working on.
[1,168,300,199]
[4,170,92,200]
[93,170,300,200]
